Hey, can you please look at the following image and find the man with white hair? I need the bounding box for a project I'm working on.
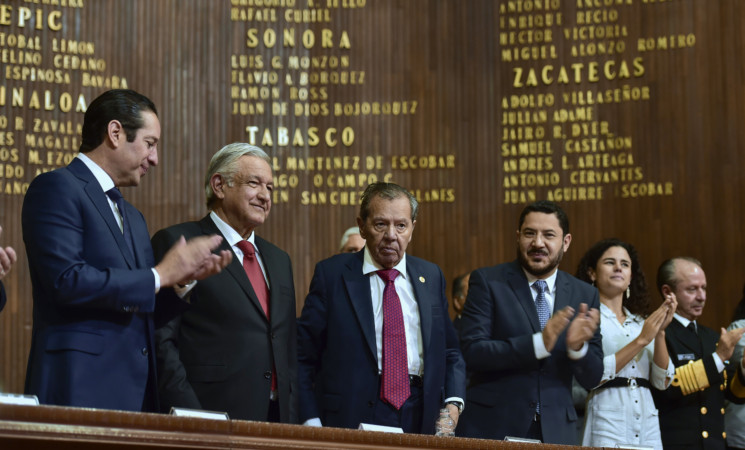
[339,226,365,253]
[152,143,297,423]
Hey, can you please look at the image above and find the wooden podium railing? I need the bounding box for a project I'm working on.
[0,404,601,449]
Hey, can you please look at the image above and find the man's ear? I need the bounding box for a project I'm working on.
[356,216,366,240]
[562,232,572,252]
[210,174,226,199]
[661,284,673,297]
[107,120,123,147]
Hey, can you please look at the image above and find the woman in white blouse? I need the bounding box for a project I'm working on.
[576,238,676,450]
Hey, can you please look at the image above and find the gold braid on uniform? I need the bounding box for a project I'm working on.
[671,360,710,395]
[730,365,745,399]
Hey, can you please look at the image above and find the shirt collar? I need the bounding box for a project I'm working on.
[209,211,257,249]
[674,312,694,328]
[523,268,558,294]
[599,303,632,320]
[77,153,115,193]
[361,246,407,279]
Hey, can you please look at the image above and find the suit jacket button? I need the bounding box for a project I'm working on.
[264,371,272,380]
[368,401,374,407]
[702,431,709,439]
[700,407,707,415]
[141,347,148,356]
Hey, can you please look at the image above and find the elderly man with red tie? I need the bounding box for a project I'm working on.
[297,181,466,434]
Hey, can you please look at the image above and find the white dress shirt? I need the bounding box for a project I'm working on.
[209,211,269,286]
[524,269,588,360]
[361,248,423,376]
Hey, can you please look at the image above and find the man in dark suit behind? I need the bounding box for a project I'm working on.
[297,182,466,434]
[22,89,230,412]
[152,143,297,423]
[652,257,745,450]
[0,225,17,313]
[456,200,603,444]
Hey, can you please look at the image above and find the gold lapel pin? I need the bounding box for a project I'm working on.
[419,276,425,283]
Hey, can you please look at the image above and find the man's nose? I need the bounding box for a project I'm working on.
[148,148,159,166]
[383,225,397,239]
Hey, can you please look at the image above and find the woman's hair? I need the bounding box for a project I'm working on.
[575,238,651,317]
[731,284,745,323]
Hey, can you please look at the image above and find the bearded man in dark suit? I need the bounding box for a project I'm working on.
[456,200,603,444]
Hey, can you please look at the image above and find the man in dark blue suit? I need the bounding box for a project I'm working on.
[457,200,603,444]
[22,89,231,412]
[297,182,466,434]
[0,225,17,313]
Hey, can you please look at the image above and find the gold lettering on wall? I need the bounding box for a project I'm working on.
[0,1,128,195]
[498,0,684,203]
[230,1,454,204]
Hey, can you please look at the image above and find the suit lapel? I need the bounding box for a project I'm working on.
[343,254,377,360]
[407,258,432,353]
[198,217,269,322]
[554,271,572,311]
[255,236,281,324]
[125,202,149,267]
[670,320,702,354]
[506,262,541,333]
[69,159,137,269]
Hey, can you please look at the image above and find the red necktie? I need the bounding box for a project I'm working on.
[376,269,410,410]
[236,240,276,392]
[236,240,270,318]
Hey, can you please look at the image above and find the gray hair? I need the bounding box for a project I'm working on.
[339,226,361,251]
[204,143,271,209]
[359,182,419,222]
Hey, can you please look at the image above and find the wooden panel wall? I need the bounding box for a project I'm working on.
[0,0,743,395]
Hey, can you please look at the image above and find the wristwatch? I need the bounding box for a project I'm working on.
[445,400,463,413]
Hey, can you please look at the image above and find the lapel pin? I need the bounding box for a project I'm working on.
[419,276,425,283]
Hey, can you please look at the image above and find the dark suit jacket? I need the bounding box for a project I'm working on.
[151,216,297,423]
[652,320,726,450]
[297,251,466,434]
[22,158,158,411]
[456,260,603,444]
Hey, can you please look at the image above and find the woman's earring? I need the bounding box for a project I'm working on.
[626,286,631,298]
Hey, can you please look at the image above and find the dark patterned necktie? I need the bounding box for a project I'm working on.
[106,188,134,257]
[377,268,409,410]
[533,280,549,330]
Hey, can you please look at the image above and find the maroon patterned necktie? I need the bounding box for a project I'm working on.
[376,269,409,410]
